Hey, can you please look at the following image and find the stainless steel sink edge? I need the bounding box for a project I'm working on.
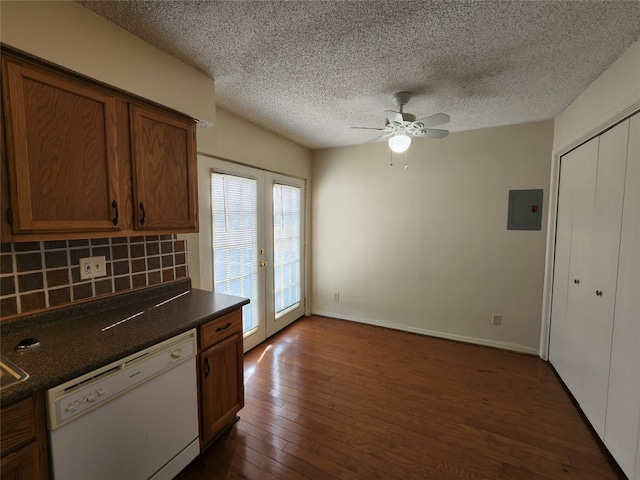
[0,356,30,390]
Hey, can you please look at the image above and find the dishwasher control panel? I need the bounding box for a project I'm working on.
[46,329,196,430]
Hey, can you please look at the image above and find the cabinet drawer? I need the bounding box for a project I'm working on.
[200,310,242,350]
[1,396,36,454]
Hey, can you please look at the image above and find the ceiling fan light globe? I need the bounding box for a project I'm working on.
[388,134,411,153]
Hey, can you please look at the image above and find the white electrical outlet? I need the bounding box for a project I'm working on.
[79,256,107,280]
[492,314,502,325]
[333,292,340,301]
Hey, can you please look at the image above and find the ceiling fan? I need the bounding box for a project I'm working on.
[352,92,450,153]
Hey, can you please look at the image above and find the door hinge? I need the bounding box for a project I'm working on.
[6,208,13,226]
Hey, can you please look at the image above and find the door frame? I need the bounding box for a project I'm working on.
[539,100,640,360]
[186,154,308,352]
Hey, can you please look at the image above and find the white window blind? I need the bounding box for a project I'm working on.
[273,183,301,318]
[211,173,259,334]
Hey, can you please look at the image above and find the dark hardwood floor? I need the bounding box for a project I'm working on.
[176,315,625,480]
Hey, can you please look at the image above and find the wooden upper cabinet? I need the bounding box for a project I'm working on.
[0,48,199,242]
[2,58,121,234]
[130,104,198,232]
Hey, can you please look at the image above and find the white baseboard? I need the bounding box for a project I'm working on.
[311,310,540,356]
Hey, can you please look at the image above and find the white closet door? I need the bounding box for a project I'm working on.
[605,113,639,479]
[549,143,591,389]
[548,153,573,379]
[550,138,598,399]
[580,119,629,437]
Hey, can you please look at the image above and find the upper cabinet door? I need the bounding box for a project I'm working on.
[129,104,198,232]
[2,59,121,234]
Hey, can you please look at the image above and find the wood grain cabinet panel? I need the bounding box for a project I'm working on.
[130,104,198,232]
[1,49,199,242]
[0,442,38,480]
[198,310,244,447]
[2,58,120,235]
[199,309,242,350]
[0,394,48,480]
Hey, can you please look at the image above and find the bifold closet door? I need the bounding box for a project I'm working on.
[604,112,639,479]
[549,117,629,439]
[580,118,629,437]
[549,137,598,400]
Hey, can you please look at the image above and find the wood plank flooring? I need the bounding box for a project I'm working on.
[176,316,625,480]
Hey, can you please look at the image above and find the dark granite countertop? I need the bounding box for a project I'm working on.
[0,279,249,406]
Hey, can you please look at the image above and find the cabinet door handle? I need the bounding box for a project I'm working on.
[596,290,603,297]
[112,200,119,226]
[139,202,146,226]
[215,322,232,332]
[204,357,210,378]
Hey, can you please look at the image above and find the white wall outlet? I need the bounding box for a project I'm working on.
[333,292,340,301]
[492,314,502,325]
[79,256,107,280]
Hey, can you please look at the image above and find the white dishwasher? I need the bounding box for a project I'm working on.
[46,329,199,480]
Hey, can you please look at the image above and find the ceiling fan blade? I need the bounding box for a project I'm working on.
[384,110,403,125]
[351,126,387,131]
[415,128,449,139]
[365,132,394,143]
[412,113,450,128]
[402,113,416,122]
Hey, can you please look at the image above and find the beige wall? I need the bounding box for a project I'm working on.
[554,38,640,152]
[1,1,215,124]
[312,121,554,353]
[197,108,311,177]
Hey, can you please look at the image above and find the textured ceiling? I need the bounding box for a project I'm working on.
[77,1,640,149]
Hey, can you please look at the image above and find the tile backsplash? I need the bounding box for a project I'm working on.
[0,235,188,318]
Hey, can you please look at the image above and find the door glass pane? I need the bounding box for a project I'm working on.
[273,183,301,318]
[211,173,259,334]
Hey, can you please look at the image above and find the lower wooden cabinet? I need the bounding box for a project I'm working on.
[198,309,244,447]
[1,442,39,480]
[0,393,48,480]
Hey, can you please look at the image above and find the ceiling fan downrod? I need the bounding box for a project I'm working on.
[392,91,412,112]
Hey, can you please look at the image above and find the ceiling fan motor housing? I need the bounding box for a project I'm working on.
[392,91,412,108]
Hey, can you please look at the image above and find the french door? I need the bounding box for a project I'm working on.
[203,158,305,352]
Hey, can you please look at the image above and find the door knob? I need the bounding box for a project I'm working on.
[596,290,603,296]
[574,279,580,284]
[259,260,267,267]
